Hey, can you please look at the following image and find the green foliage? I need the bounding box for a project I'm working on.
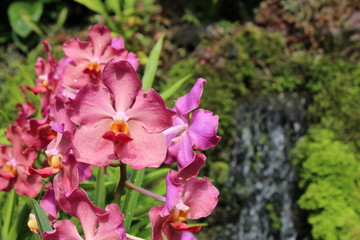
[307,59,360,148]
[265,203,281,231]
[0,45,42,129]
[8,1,44,38]
[292,128,360,240]
[163,25,301,162]
[31,199,53,233]
[238,23,286,64]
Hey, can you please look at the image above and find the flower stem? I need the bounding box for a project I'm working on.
[125,180,166,202]
[114,164,127,205]
[109,160,123,167]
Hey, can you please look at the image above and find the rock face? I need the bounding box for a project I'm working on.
[221,93,308,240]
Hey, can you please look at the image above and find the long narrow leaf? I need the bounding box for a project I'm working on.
[18,9,44,36]
[8,197,32,240]
[142,34,165,90]
[122,168,145,231]
[2,189,16,239]
[95,167,106,209]
[105,0,121,16]
[160,73,193,100]
[53,7,68,33]
[74,0,116,31]
[142,168,170,186]
[74,0,107,14]
[31,199,52,233]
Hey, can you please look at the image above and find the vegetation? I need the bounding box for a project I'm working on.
[1,0,360,239]
[292,128,360,240]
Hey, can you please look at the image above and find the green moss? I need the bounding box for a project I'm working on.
[292,128,360,240]
[265,203,281,231]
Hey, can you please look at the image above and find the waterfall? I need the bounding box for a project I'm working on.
[221,93,307,240]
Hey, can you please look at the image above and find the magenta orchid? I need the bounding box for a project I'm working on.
[149,170,219,240]
[1,25,220,240]
[164,78,221,169]
[0,125,42,197]
[66,60,174,169]
[62,25,139,90]
[42,188,126,240]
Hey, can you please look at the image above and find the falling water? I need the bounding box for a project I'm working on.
[221,93,307,240]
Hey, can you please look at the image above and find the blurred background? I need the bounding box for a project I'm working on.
[1,0,360,239]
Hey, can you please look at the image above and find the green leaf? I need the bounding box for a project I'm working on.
[0,127,9,145]
[105,0,121,16]
[160,73,193,100]
[142,34,165,90]
[8,1,43,38]
[74,0,116,31]
[79,181,95,191]
[2,190,16,239]
[53,7,69,34]
[31,199,52,233]
[123,0,136,15]
[95,167,106,209]
[8,197,32,240]
[18,10,44,36]
[74,0,107,15]
[11,30,39,52]
[142,168,171,186]
[122,168,145,231]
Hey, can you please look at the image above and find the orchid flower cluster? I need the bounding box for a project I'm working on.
[0,25,220,240]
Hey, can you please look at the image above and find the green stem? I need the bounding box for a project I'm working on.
[114,164,127,205]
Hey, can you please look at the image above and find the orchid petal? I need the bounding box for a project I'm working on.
[95,204,126,240]
[40,182,58,222]
[62,61,97,89]
[59,189,103,239]
[127,89,174,133]
[175,78,207,115]
[67,84,115,127]
[184,177,219,219]
[88,25,112,57]
[188,109,220,150]
[14,165,42,198]
[72,119,117,166]
[102,60,141,112]
[115,120,167,169]
[63,38,92,62]
[111,37,125,49]
[42,220,83,240]
[149,206,167,240]
[178,153,206,179]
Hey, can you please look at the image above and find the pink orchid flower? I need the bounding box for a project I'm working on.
[164,78,221,168]
[26,41,67,118]
[42,188,126,240]
[30,96,90,181]
[40,182,59,223]
[27,41,58,96]
[149,170,219,240]
[66,60,174,169]
[0,125,42,197]
[62,25,139,90]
